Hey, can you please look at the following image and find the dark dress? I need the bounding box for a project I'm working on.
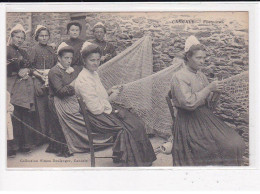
[65,38,85,68]
[170,66,246,166]
[92,39,117,65]
[7,44,36,151]
[28,44,57,141]
[47,64,82,156]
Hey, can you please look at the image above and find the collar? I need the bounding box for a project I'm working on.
[10,44,19,50]
[39,43,48,47]
[57,62,75,74]
[83,67,97,76]
[57,62,65,70]
[186,65,199,74]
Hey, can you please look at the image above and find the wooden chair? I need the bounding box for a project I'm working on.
[165,90,177,122]
[77,95,117,167]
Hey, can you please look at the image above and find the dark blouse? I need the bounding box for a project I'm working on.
[7,45,31,77]
[48,64,82,98]
[7,44,35,110]
[28,44,57,70]
[65,38,85,67]
[92,39,117,65]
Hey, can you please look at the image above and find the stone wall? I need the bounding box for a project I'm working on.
[7,12,71,49]
[6,12,249,164]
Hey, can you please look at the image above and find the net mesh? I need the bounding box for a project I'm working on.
[221,71,249,113]
[115,58,185,136]
[98,36,153,89]
[97,36,249,138]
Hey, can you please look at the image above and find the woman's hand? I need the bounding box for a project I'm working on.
[108,85,123,95]
[208,80,224,92]
[100,56,107,62]
[18,68,30,78]
[108,88,121,102]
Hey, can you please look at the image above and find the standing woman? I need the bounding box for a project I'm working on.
[7,24,35,154]
[92,22,117,65]
[170,35,245,166]
[65,20,85,68]
[28,25,57,144]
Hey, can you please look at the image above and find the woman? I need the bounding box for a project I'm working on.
[170,35,245,166]
[28,25,57,144]
[49,42,118,157]
[92,22,117,65]
[65,20,85,67]
[7,24,35,154]
[48,42,82,157]
[74,41,156,166]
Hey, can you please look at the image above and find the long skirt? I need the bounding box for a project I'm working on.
[45,96,71,157]
[54,95,114,154]
[90,103,157,166]
[54,95,156,166]
[172,105,246,166]
[33,78,51,144]
[11,105,36,150]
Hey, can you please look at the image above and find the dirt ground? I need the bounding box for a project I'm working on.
[7,136,173,168]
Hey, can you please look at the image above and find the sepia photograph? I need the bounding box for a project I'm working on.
[6,10,249,168]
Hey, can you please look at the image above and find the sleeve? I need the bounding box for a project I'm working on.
[109,43,117,58]
[6,92,14,113]
[75,77,106,115]
[104,43,117,63]
[171,74,211,111]
[7,47,20,73]
[48,70,75,98]
[19,49,32,69]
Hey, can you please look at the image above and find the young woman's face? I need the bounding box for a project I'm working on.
[93,27,105,42]
[58,52,73,69]
[69,25,81,39]
[187,50,206,71]
[12,32,25,47]
[84,53,101,72]
[38,30,50,45]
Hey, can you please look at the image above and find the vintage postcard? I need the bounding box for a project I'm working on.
[6,10,249,168]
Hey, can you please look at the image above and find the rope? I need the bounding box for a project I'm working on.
[11,113,68,146]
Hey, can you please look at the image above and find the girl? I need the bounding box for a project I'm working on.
[28,25,57,144]
[7,24,35,153]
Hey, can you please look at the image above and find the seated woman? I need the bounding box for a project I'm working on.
[170,35,245,166]
[74,41,156,166]
[48,42,82,157]
[49,42,114,157]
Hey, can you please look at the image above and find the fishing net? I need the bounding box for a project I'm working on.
[114,58,185,136]
[98,36,249,138]
[98,36,153,89]
[221,71,249,113]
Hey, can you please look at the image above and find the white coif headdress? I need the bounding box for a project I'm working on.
[57,42,71,54]
[7,24,26,46]
[34,25,47,36]
[80,41,94,53]
[184,35,200,53]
